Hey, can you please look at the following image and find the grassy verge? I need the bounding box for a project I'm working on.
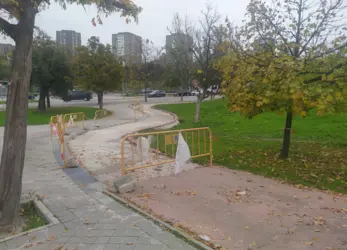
[21,201,47,231]
[0,100,38,104]
[0,107,102,126]
[154,99,347,194]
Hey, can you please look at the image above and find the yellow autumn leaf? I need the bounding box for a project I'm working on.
[300,111,307,117]
[256,101,262,107]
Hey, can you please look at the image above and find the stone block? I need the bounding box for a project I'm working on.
[114,176,136,194]
[118,182,136,194]
[66,156,78,168]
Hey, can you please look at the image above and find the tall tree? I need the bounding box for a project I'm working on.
[167,13,194,101]
[0,0,140,229]
[31,31,72,112]
[219,0,347,158]
[190,3,221,123]
[73,37,124,109]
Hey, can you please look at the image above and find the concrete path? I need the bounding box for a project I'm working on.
[68,104,179,186]
[0,102,197,250]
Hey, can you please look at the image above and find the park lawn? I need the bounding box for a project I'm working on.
[0,100,38,104]
[0,107,101,126]
[155,99,347,194]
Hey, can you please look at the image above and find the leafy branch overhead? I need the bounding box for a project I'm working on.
[0,0,141,39]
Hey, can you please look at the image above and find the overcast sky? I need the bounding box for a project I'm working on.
[3,0,250,47]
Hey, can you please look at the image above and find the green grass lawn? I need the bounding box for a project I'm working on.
[0,107,101,126]
[155,99,347,193]
[0,100,38,104]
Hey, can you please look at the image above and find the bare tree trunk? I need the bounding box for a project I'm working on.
[0,7,36,229]
[279,111,293,158]
[180,83,184,102]
[194,97,201,123]
[97,92,103,109]
[37,87,46,112]
[144,82,148,103]
[46,91,51,108]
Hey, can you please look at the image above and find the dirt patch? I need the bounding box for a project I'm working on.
[123,167,347,250]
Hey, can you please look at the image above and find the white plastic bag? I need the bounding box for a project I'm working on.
[136,136,150,163]
[174,133,191,175]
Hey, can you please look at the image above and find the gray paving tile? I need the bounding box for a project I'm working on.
[95,237,111,244]
[104,244,121,250]
[118,244,136,250]
[109,237,138,244]
[17,121,199,250]
[0,242,7,250]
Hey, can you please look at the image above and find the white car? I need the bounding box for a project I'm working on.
[191,89,203,96]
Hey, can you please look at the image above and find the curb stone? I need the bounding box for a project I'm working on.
[103,190,214,250]
[0,199,60,243]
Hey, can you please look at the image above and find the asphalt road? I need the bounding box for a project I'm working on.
[0,93,219,111]
[39,94,200,108]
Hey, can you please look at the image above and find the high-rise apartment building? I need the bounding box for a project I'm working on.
[165,33,193,64]
[56,30,81,56]
[112,32,142,65]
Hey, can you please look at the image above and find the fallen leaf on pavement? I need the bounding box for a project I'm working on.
[48,235,56,241]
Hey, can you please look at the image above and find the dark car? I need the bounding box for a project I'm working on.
[62,90,92,102]
[173,90,192,97]
[28,94,36,100]
[140,88,153,95]
[148,90,166,98]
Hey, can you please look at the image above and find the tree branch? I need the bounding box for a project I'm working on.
[298,0,343,55]
[259,12,295,56]
[0,16,16,39]
[304,61,347,84]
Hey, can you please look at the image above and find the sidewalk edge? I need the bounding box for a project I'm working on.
[103,190,214,250]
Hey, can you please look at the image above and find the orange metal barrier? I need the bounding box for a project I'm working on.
[50,115,66,168]
[63,112,85,130]
[121,127,213,175]
[94,109,111,120]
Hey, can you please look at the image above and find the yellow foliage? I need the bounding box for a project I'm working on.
[217,48,347,118]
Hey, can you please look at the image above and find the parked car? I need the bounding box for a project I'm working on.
[28,94,36,100]
[207,85,220,94]
[62,90,92,102]
[173,90,192,96]
[148,90,166,98]
[191,89,203,96]
[140,88,153,95]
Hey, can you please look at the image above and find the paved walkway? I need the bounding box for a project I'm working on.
[0,102,197,250]
[68,104,178,185]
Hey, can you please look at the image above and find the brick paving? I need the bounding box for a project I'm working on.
[0,102,197,250]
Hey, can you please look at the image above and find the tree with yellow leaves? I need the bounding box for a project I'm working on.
[218,0,347,158]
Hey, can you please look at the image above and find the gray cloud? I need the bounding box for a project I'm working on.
[33,0,250,47]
